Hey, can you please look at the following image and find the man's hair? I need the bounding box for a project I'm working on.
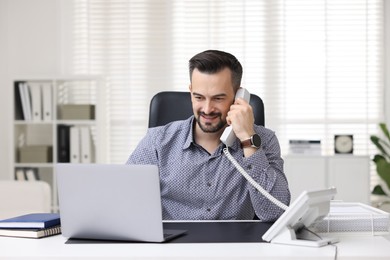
[189,50,243,91]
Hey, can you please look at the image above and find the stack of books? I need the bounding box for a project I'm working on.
[0,213,61,239]
[288,140,321,155]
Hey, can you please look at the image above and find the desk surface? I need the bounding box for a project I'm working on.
[0,221,390,260]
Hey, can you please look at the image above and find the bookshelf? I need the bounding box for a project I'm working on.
[12,76,108,212]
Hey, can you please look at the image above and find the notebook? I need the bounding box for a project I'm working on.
[56,163,186,242]
[0,213,60,229]
[0,225,61,239]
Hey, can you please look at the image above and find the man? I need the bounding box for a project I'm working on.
[127,50,290,221]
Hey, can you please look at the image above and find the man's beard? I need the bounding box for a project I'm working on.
[196,112,226,133]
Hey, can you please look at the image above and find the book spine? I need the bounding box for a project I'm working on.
[42,226,61,238]
[14,81,24,120]
[57,125,71,162]
[25,168,40,181]
[80,126,93,163]
[23,82,32,121]
[15,168,26,181]
[18,82,31,121]
[29,82,43,122]
[70,126,80,163]
[41,82,53,121]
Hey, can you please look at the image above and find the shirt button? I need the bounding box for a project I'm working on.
[247,165,252,170]
[207,182,212,187]
[206,208,211,212]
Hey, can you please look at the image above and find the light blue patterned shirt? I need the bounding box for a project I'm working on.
[126,116,290,221]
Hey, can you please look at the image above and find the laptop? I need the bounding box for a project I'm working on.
[56,163,186,242]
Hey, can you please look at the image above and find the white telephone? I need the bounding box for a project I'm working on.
[220,88,251,147]
[219,92,332,246]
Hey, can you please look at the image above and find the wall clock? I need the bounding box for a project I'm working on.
[334,135,353,154]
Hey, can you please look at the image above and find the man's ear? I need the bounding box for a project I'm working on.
[189,84,192,92]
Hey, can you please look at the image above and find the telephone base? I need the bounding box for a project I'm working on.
[269,226,339,247]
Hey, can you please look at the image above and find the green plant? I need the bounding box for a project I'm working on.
[370,123,390,196]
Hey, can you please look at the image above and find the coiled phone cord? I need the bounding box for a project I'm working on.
[223,147,289,211]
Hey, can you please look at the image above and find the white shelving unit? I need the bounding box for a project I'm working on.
[284,155,371,204]
[12,76,108,212]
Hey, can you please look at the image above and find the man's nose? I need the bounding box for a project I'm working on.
[203,100,213,114]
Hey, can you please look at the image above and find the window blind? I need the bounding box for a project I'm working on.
[70,0,384,188]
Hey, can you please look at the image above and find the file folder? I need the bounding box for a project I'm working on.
[41,82,52,121]
[29,82,42,122]
[80,126,93,163]
[70,126,80,163]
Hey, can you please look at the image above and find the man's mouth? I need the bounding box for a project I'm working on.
[200,113,220,122]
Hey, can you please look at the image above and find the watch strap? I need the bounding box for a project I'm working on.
[240,138,252,148]
[241,133,261,149]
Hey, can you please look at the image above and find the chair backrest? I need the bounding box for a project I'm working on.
[0,181,51,219]
[148,91,265,128]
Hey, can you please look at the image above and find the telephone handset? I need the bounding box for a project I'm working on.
[220,87,289,211]
[220,88,251,147]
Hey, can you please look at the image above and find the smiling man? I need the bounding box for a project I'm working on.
[126,50,290,221]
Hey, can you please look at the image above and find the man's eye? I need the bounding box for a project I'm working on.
[194,96,203,100]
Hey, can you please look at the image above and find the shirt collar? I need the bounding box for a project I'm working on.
[183,116,241,151]
[183,116,195,149]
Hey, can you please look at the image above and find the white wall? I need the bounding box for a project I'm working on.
[0,0,62,179]
[0,0,9,179]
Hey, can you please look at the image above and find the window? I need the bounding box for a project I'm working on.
[70,0,384,187]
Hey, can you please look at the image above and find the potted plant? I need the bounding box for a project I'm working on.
[370,123,390,209]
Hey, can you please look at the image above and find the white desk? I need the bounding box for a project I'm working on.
[0,233,390,259]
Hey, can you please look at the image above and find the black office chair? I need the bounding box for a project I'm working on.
[148,91,265,128]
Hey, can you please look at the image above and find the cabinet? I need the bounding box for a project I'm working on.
[12,76,108,212]
[284,155,370,204]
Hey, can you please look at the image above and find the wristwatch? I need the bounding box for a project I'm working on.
[241,134,261,149]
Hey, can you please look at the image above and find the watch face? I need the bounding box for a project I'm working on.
[252,134,262,148]
[334,135,353,154]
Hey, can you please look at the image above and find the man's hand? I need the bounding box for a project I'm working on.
[225,97,255,142]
